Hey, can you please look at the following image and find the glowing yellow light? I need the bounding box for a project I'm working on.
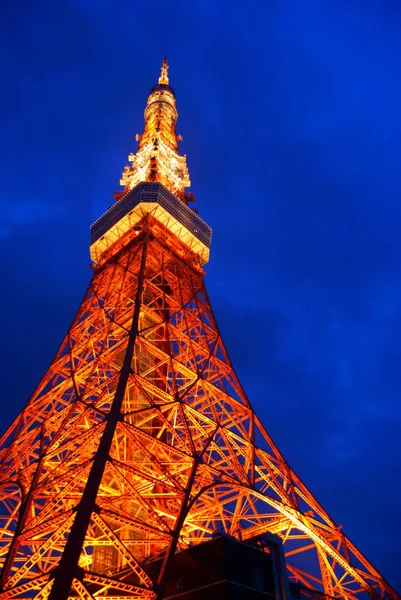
[117,58,190,203]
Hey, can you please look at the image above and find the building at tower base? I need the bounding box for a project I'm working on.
[146,534,335,600]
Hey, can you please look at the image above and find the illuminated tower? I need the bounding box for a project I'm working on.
[0,60,398,600]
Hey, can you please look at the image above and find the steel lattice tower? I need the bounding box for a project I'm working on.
[0,60,398,600]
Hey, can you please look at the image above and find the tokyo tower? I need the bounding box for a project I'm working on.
[0,59,398,600]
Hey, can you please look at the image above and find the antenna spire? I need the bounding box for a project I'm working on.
[158,55,169,85]
[117,58,191,202]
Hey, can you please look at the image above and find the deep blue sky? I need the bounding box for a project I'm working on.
[1,0,401,591]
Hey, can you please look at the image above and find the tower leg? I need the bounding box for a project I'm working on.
[48,228,149,600]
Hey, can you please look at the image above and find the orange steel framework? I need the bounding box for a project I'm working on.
[0,60,398,600]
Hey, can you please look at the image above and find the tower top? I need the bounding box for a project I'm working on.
[158,56,169,85]
[117,59,191,203]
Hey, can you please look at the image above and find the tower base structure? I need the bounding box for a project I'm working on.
[0,175,398,597]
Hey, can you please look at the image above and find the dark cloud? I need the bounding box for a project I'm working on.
[0,0,400,591]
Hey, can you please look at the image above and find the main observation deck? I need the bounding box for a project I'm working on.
[90,182,212,265]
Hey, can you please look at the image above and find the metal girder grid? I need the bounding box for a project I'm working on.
[0,218,397,600]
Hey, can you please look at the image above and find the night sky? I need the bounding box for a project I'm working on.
[1,0,401,591]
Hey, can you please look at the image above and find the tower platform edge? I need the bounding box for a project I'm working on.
[90,182,212,266]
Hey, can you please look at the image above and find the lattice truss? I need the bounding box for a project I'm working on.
[0,218,397,600]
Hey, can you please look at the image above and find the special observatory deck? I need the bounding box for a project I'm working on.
[90,182,212,265]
